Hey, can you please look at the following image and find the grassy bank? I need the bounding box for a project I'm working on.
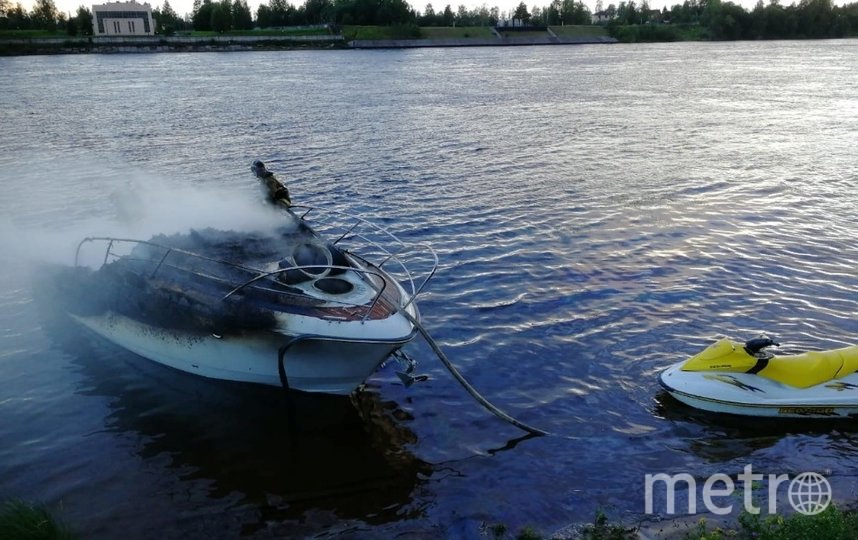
[549,25,610,38]
[0,499,75,540]
[482,505,858,539]
[0,27,334,39]
[0,29,69,38]
[341,24,422,40]
[685,505,858,540]
[186,27,332,37]
[421,26,496,39]
[496,30,553,38]
[607,23,711,42]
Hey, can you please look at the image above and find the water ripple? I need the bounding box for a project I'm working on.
[2,41,858,537]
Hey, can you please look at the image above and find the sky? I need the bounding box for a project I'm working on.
[20,0,851,26]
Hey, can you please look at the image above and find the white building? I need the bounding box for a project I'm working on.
[92,1,155,36]
[591,11,611,24]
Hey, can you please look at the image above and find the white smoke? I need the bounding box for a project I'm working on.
[0,155,289,271]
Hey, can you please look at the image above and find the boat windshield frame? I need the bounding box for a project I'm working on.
[73,206,438,322]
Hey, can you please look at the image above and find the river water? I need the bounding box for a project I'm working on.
[1,41,858,538]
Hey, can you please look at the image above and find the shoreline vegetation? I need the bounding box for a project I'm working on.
[2,0,858,55]
[0,499,75,540]
[1,21,857,55]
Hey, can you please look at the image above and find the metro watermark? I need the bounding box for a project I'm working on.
[645,465,831,516]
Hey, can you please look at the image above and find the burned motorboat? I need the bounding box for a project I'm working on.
[61,165,437,395]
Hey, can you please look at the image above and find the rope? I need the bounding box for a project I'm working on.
[401,310,549,437]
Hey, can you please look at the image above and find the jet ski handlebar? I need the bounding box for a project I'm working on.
[744,336,780,356]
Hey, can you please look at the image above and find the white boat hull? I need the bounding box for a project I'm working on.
[659,362,858,418]
[72,311,415,395]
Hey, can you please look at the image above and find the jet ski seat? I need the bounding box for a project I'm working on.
[682,339,858,389]
[758,351,844,388]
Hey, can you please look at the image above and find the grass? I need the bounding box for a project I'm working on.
[580,509,638,539]
[608,22,711,42]
[0,28,332,40]
[421,26,496,39]
[502,506,858,540]
[0,499,75,540]
[496,30,552,38]
[0,29,69,38]
[549,25,610,37]
[687,505,858,539]
[188,28,332,37]
[340,24,424,40]
[482,522,546,539]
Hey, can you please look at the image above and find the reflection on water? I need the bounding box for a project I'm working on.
[2,41,858,537]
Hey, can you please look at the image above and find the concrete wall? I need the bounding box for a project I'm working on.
[350,36,617,48]
[0,35,346,55]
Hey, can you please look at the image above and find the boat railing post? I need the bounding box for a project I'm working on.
[332,219,361,246]
[150,248,174,278]
[400,247,438,312]
[362,275,388,324]
[74,237,93,267]
[103,239,115,267]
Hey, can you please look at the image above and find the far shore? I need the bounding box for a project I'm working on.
[1,26,617,56]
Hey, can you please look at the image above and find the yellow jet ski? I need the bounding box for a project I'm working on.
[659,337,858,418]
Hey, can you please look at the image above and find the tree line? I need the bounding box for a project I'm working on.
[0,0,93,34]
[0,0,590,33]
[2,0,857,39]
[0,0,187,34]
[606,0,858,40]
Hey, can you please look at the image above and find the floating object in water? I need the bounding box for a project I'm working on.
[55,165,438,395]
[659,336,858,418]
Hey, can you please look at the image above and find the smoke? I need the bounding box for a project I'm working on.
[0,156,288,272]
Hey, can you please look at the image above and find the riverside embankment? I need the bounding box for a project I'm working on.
[0,34,346,55]
[351,35,616,48]
[0,32,616,55]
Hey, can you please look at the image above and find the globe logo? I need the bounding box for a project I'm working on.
[788,472,832,516]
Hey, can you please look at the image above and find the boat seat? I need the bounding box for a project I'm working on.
[758,350,845,388]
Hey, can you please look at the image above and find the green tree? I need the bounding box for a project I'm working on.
[267,0,291,26]
[420,2,438,24]
[192,0,214,29]
[512,0,530,22]
[30,0,59,29]
[797,0,834,36]
[73,4,92,34]
[1,2,28,28]
[441,3,453,24]
[455,4,470,25]
[304,0,330,23]
[560,0,590,24]
[605,3,616,19]
[545,0,560,23]
[255,3,272,25]
[231,0,252,28]
[154,0,180,33]
[210,0,231,31]
[749,0,767,36]
[639,0,649,22]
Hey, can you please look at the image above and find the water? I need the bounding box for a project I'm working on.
[2,41,858,537]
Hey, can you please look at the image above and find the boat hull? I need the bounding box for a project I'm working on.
[659,362,858,418]
[73,312,414,395]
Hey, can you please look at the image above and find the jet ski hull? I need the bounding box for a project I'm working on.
[659,362,858,418]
